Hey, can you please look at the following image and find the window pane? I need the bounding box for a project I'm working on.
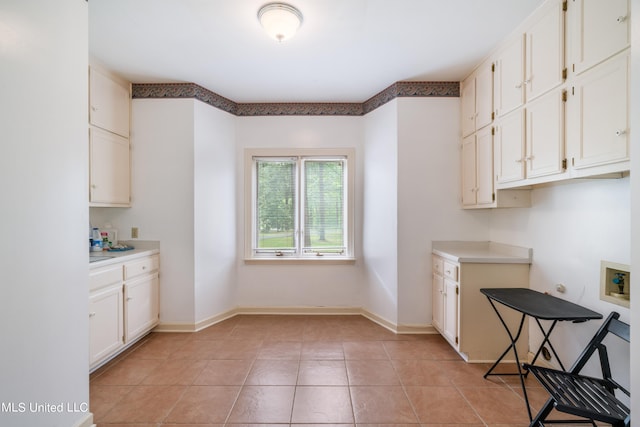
[303,159,345,253]
[255,159,296,250]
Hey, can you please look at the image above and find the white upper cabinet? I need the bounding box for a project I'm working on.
[461,134,477,206]
[525,90,566,178]
[475,62,494,131]
[89,67,130,138]
[475,126,495,206]
[461,77,476,137]
[495,109,526,184]
[89,127,131,206]
[464,0,630,198]
[461,60,493,137]
[495,90,566,186]
[494,35,525,118]
[525,0,565,101]
[568,0,630,75]
[567,52,629,170]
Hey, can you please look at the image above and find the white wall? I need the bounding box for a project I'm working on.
[235,116,366,309]
[628,0,639,416]
[397,97,491,326]
[362,101,400,324]
[489,178,631,379]
[0,1,90,426]
[194,101,237,322]
[92,99,197,323]
[92,98,238,325]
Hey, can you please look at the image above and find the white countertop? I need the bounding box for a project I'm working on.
[89,240,160,267]
[432,241,532,264]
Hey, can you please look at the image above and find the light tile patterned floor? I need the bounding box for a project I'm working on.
[90,314,553,427]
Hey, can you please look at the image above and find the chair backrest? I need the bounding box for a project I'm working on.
[607,317,630,343]
[571,311,630,397]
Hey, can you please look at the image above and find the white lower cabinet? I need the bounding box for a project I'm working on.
[125,272,160,342]
[431,256,445,332]
[442,268,459,346]
[89,283,123,366]
[89,254,160,370]
[431,253,530,362]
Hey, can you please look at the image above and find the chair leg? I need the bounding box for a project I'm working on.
[529,397,555,427]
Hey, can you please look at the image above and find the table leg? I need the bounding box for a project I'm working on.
[483,297,533,421]
[530,319,566,371]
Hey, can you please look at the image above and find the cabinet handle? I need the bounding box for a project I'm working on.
[617,15,628,23]
[515,82,523,89]
[615,129,627,137]
[89,312,96,318]
[90,105,97,111]
[126,297,133,301]
[524,79,531,85]
[142,266,147,270]
[515,158,523,163]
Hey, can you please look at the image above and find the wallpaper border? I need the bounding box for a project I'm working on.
[132,81,460,116]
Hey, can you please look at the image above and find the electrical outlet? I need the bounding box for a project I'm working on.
[131,227,139,239]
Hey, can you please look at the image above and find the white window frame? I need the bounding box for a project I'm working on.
[244,148,355,263]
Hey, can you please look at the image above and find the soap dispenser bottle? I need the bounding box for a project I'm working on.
[91,227,103,251]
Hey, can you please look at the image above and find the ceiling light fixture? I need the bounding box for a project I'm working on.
[258,2,303,43]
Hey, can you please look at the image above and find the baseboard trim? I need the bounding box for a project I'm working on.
[153,306,433,335]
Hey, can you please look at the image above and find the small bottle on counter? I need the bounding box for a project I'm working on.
[91,228,103,252]
[101,231,110,249]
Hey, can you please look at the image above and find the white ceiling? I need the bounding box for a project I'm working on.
[89,0,545,103]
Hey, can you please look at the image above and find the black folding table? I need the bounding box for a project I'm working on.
[480,288,602,421]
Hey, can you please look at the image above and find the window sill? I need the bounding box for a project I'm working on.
[244,257,356,265]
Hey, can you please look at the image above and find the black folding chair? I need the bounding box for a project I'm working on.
[523,312,630,427]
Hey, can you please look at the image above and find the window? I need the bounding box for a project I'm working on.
[245,148,355,261]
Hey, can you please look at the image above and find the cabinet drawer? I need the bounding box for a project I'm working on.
[443,261,459,281]
[90,264,123,291]
[432,256,444,275]
[124,255,159,280]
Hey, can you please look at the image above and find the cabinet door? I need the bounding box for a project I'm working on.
[461,134,477,206]
[461,77,476,137]
[494,34,525,117]
[476,126,495,205]
[569,53,629,169]
[432,273,444,333]
[125,272,160,342]
[475,61,494,130]
[571,0,629,75]
[89,67,130,137]
[526,0,565,101]
[89,127,130,206]
[89,284,124,366]
[525,90,565,178]
[495,110,526,183]
[443,278,458,348]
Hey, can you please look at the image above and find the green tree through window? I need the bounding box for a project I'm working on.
[254,155,347,256]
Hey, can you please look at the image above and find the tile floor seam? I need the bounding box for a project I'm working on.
[392,353,423,424]
[451,382,489,426]
[221,384,245,425]
[157,382,191,425]
[289,356,302,424]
